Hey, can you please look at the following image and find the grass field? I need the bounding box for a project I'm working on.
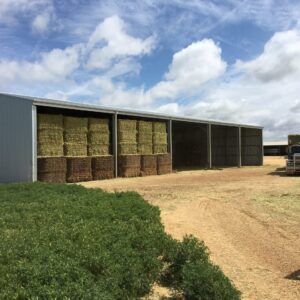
[0,183,239,299]
[83,157,300,300]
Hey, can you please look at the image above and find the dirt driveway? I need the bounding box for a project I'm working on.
[81,157,300,300]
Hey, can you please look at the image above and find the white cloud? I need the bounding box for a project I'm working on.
[149,39,226,99]
[0,0,52,25]
[86,15,155,70]
[32,11,51,33]
[236,30,300,82]
[0,45,80,82]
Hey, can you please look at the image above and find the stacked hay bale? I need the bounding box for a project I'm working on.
[66,157,92,183]
[140,155,157,176]
[118,119,140,177]
[118,119,137,155]
[37,157,67,183]
[88,118,110,156]
[92,156,114,180]
[64,116,88,157]
[37,114,64,157]
[157,154,172,175]
[118,155,141,177]
[64,116,92,182]
[37,114,66,183]
[137,121,153,155]
[153,122,168,154]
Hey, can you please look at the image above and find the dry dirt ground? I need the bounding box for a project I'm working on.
[81,156,300,300]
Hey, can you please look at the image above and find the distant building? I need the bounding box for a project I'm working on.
[264,141,288,156]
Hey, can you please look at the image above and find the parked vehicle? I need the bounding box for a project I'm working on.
[286,135,300,175]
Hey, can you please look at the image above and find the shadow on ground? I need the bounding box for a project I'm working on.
[268,167,287,177]
[285,269,300,281]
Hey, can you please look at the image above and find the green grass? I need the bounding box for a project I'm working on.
[0,183,240,299]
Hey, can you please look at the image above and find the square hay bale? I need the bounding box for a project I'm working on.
[153,132,168,144]
[37,114,64,157]
[38,172,66,183]
[118,155,141,177]
[118,119,137,131]
[38,144,64,157]
[140,155,157,176]
[88,118,110,133]
[138,143,153,155]
[64,132,88,144]
[137,133,153,144]
[138,120,153,132]
[64,143,87,157]
[64,116,88,133]
[92,156,114,171]
[66,157,92,183]
[118,143,138,155]
[38,114,63,131]
[118,132,137,144]
[153,122,167,133]
[153,144,168,154]
[88,132,110,144]
[88,144,110,156]
[92,156,114,180]
[37,157,66,183]
[157,154,172,175]
[38,157,67,172]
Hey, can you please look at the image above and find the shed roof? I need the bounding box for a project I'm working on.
[0,92,263,129]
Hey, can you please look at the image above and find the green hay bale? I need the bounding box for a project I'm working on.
[89,118,110,132]
[118,143,138,155]
[153,132,168,144]
[37,144,64,157]
[118,119,137,131]
[137,132,153,144]
[118,131,137,144]
[88,145,110,156]
[64,144,87,157]
[153,122,167,133]
[153,144,168,154]
[38,114,63,130]
[64,116,88,133]
[88,132,110,144]
[138,143,153,155]
[64,132,87,144]
[138,121,152,132]
[38,129,64,145]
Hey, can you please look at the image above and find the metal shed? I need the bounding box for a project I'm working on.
[0,93,263,183]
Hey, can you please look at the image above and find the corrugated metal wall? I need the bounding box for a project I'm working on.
[211,125,239,167]
[242,128,263,166]
[0,95,34,183]
[172,121,208,169]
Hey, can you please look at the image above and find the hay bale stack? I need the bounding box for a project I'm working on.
[64,117,88,157]
[118,155,141,177]
[153,122,168,154]
[88,118,110,156]
[66,157,92,183]
[118,119,137,155]
[37,157,66,183]
[137,121,153,155]
[37,114,64,157]
[140,155,157,176]
[157,154,172,175]
[92,156,114,180]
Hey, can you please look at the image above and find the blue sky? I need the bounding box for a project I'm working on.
[1,0,300,140]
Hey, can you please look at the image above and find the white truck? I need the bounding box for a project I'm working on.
[286,135,300,175]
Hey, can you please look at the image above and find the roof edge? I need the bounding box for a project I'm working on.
[0,92,263,129]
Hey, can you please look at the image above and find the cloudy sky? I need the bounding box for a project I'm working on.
[1,0,300,140]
